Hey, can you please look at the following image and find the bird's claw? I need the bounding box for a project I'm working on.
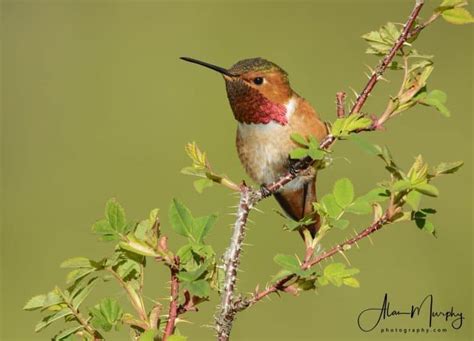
[260,184,272,198]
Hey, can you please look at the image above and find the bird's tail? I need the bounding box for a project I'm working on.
[274,175,320,239]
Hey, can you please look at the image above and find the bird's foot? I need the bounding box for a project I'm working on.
[259,184,272,198]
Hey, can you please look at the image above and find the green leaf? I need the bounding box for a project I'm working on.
[23,294,46,311]
[307,147,325,160]
[60,257,95,269]
[178,260,210,282]
[359,188,389,203]
[183,279,211,298]
[53,325,83,340]
[442,7,474,24]
[106,198,127,234]
[322,263,360,288]
[119,235,159,257]
[320,194,343,218]
[332,219,349,230]
[333,178,354,208]
[273,254,305,276]
[90,298,123,332]
[415,183,439,197]
[392,179,412,192]
[72,277,99,309]
[42,289,64,309]
[193,178,214,193]
[169,199,194,238]
[92,219,119,241]
[406,190,422,210]
[35,308,73,332]
[192,214,217,243]
[66,268,96,284]
[139,330,159,341]
[290,133,308,146]
[290,148,309,159]
[346,199,372,215]
[440,0,468,8]
[433,161,464,175]
[343,277,360,288]
[419,90,451,117]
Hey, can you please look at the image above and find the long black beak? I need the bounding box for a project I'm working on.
[180,57,236,77]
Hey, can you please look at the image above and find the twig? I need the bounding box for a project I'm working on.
[336,92,346,118]
[106,268,149,325]
[58,289,103,340]
[163,257,180,340]
[234,212,391,311]
[348,0,424,115]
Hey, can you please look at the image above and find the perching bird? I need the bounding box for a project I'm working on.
[181,57,328,237]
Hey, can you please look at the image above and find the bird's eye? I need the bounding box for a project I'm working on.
[253,77,264,85]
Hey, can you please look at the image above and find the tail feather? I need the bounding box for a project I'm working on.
[273,176,320,238]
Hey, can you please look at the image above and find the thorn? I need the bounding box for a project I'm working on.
[349,87,359,98]
[367,234,374,245]
[252,207,264,213]
[364,64,375,74]
[338,250,351,266]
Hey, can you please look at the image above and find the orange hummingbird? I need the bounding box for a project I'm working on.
[181,57,328,237]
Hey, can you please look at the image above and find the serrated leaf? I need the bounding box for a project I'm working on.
[169,199,194,238]
[35,308,73,332]
[290,133,308,146]
[66,268,96,284]
[60,257,95,269]
[359,187,389,203]
[183,279,210,298]
[53,325,83,340]
[332,219,349,230]
[343,277,360,288]
[192,214,217,243]
[274,254,306,276]
[440,0,468,7]
[72,277,99,309]
[139,330,159,341]
[90,298,123,332]
[290,148,309,159]
[139,330,158,341]
[119,235,159,257]
[307,147,325,160]
[320,194,343,218]
[346,198,372,215]
[24,294,47,311]
[333,178,354,208]
[442,7,474,24]
[392,179,412,192]
[415,183,439,197]
[405,190,422,210]
[193,178,213,193]
[106,199,127,234]
[433,161,464,175]
[92,219,119,241]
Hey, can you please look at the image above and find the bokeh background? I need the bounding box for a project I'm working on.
[1,0,472,340]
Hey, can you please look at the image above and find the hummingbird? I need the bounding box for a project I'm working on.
[181,57,328,237]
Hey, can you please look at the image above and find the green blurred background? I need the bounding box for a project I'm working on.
[1,0,472,340]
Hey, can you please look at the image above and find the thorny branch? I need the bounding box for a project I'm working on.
[215,1,434,340]
[163,257,180,340]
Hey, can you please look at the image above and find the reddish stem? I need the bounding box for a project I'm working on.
[163,258,180,340]
[349,0,424,115]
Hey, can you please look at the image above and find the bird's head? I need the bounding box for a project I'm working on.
[181,57,294,125]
